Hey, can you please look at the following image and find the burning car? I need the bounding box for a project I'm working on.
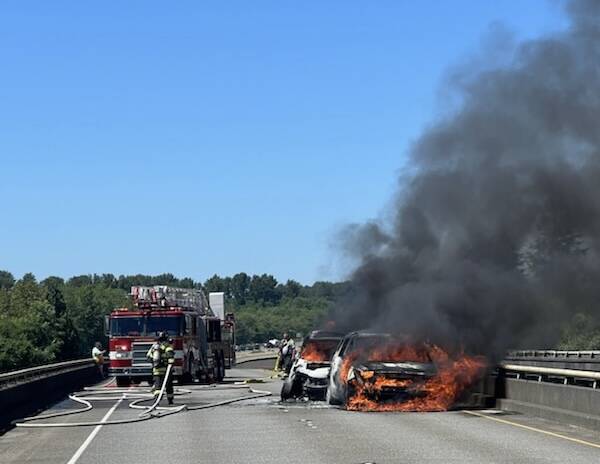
[327,331,485,411]
[280,331,342,401]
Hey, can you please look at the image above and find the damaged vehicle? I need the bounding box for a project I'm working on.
[280,331,342,401]
[326,331,438,407]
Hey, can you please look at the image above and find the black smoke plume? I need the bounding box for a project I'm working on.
[335,0,600,358]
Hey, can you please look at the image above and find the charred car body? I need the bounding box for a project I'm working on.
[280,331,342,401]
[327,331,437,406]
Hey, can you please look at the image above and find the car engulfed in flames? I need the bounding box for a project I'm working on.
[301,341,334,363]
[328,332,486,411]
[281,331,343,401]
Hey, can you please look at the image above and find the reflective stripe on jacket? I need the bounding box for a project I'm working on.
[146,343,175,376]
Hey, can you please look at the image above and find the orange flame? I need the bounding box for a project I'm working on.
[340,343,486,412]
[301,342,332,362]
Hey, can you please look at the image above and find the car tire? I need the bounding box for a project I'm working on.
[281,378,293,400]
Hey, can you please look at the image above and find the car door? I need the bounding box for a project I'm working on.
[329,334,352,394]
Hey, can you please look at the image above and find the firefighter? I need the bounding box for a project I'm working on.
[280,333,295,375]
[91,341,106,378]
[146,332,175,405]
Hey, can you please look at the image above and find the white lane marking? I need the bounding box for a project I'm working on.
[464,410,600,450]
[66,396,124,464]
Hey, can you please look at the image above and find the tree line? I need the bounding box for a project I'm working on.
[0,270,350,372]
[1,268,594,373]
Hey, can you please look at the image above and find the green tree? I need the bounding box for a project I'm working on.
[0,274,62,371]
[179,277,195,288]
[67,275,93,287]
[249,274,280,305]
[0,270,15,290]
[42,276,67,317]
[204,274,230,295]
[282,279,302,299]
[230,273,251,304]
[558,313,600,350]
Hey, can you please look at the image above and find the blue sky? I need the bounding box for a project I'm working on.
[0,1,567,284]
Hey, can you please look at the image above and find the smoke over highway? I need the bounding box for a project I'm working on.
[335,0,600,358]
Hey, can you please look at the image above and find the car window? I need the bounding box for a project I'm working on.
[338,336,353,357]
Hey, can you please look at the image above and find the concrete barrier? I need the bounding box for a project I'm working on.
[497,377,600,431]
[0,363,99,434]
[235,351,278,365]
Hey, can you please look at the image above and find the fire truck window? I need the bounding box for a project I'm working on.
[110,317,143,336]
[146,316,183,336]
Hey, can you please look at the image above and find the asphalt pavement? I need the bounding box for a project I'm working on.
[1,366,600,463]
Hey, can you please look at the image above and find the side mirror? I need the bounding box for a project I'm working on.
[104,315,110,336]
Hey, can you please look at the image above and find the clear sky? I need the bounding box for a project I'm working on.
[0,1,567,284]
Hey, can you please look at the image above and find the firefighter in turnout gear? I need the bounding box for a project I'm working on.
[146,332,175,404]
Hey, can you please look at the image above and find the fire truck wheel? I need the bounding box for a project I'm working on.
[116,376,130,388]
[216,352,225,382]
[181,357,194,384]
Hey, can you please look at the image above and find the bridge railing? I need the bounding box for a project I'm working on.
[500,362,600,387]
[0,359,92,390]
[506,350,600,359]
[496,356,600,431]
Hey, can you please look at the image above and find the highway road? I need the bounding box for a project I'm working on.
[1,364,600,463]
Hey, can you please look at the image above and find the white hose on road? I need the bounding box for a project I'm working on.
[13,365,272,428]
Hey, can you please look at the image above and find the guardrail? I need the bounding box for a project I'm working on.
[504,350,600,374]
[507,350,600,359]
[0,359,99,433]
[500,362,600,388]
[235,350,278,365]
[496,360,600,431]
[0,359,93,390]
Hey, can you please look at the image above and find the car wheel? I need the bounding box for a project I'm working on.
[281,378,293,401]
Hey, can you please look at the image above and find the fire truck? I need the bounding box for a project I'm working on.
[106,286,235,387]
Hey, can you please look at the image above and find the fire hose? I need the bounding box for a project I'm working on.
[13,364,272,428]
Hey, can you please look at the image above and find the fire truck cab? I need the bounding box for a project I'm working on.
[106,286,235,387]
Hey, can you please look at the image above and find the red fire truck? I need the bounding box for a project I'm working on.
[106,286,235,387]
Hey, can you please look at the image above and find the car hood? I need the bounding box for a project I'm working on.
[295,359,331,379]
[355,361,436,376]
